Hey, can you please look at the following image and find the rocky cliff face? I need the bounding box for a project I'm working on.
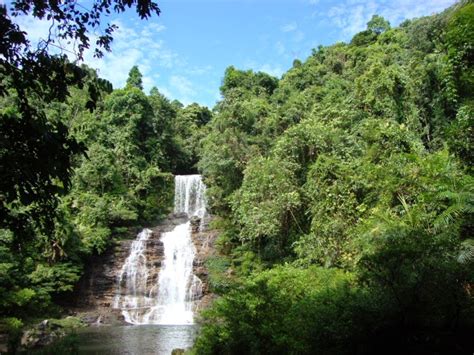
[191,219,219,311]
[69,213,217,324]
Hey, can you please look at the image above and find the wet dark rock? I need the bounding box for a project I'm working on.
[39,320,49,330]
[195,267,208,278]
[190,216,201,233]
[80,314,100,325]
[172,212,188,219]
[67,214,218,328]
[20,327,65,349]
[19,317,84,351]
[193,259,203,266]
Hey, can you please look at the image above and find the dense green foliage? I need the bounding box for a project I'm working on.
[1,1,473,354]
[1,0,161,247]
[0,62,208,335]
[195,3,473,354]
[0,0,166,339]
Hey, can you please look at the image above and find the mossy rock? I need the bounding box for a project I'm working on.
[49,316,85,330]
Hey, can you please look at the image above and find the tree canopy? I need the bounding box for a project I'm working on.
[0,0,161,246]
[367,14,391,34]
[126,66,144,90]
[195,4,474,354]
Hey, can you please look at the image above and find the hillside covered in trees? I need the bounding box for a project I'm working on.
[0,0,473,354]
[193,3,473,354]
[0,59,211,334]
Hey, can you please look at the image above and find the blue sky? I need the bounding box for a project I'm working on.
[12,0,457,108]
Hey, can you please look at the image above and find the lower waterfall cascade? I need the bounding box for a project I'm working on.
[113,174,207,325]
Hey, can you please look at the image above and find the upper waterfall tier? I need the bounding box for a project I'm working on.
[174,175,207,219]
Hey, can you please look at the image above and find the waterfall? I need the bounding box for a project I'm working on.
[174,175,207,220]
[113,175,206,325]
[113,229,153,324]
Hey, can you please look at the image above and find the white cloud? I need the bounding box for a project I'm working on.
[169,75,196,105]
[328,6,345,19]
[142,76,156,93]
[13,15,82,57]
[379,0,456,26]
[10,15,178,92]
[155,86,173,99]
[326,0,456,40]
[184,65,213,76]
[258,64,284,78]
[89,49,141,89]
[281,22,297,33]
[170,75,194,96]
[11,14,203,102]
[77,19,185,92]
[13,15,51,48]
[214,91,222,103]
[275,41,286,55]
[139,23,166,37]
[242,59,284,78]
[293,31,305,43]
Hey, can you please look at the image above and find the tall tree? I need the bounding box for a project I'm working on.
[367,14,391,34]
[0,0,161,248]
[126,66,144,90]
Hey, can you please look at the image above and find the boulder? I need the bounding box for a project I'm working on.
[20,326,65,349]
[190,216,201,233]
[0,333,9,354]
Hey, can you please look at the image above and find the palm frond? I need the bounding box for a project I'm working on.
[458,239,474,264]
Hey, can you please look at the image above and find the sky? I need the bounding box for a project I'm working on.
[9,0,457,108]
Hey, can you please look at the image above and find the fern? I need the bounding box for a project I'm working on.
[433,189,474,232]
[458,239,474,264]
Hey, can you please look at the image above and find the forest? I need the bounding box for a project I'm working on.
[1,0,473,354]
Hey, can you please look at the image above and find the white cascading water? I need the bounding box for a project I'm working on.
[113,175,207,325]
[113,228,153,324]
[174,175,207,225]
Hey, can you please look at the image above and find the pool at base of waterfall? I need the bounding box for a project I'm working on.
[58,325,197,354]
[54,175,206,355]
